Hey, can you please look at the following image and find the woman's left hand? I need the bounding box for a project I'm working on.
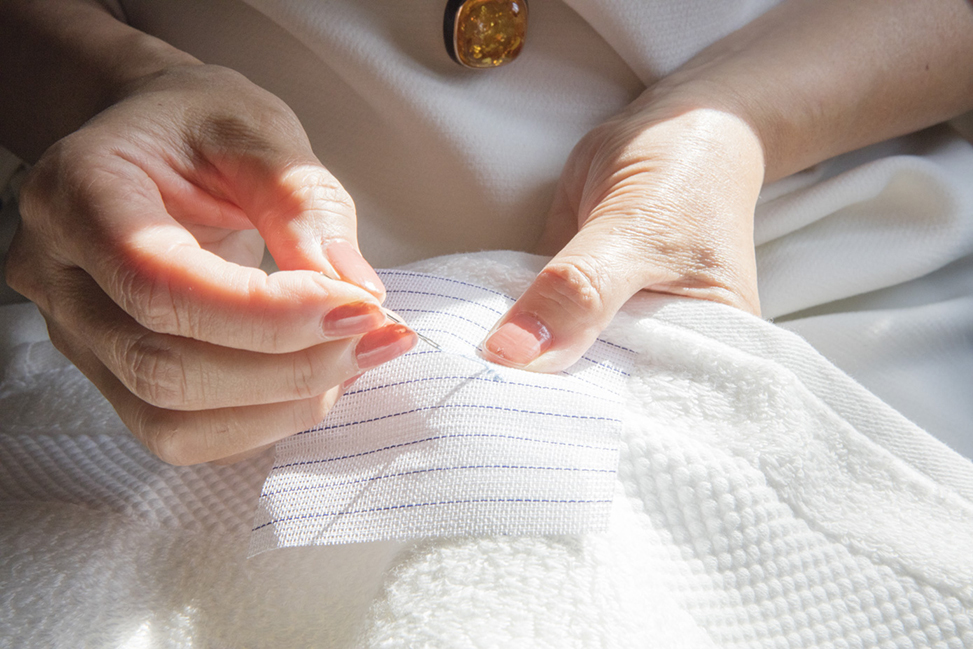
[480,0,973,373]
[480,90,765,372]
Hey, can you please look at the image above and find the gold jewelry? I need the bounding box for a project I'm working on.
[443,0,529,69]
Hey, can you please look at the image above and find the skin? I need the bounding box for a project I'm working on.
[2,0,972,463]
[480,0,973,371]
[1,1,418,465]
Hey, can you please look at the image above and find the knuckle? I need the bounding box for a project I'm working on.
[310,178,355,217]
[655,243,744,295]
[132,405,194,465]
[298,392,335,431]
[192,90,304,163]
[46,321,73,358]
[242,273,284,351]
[18,145,69,218]
[197,420,233,465]
[108,261,181,334]
[23,139,103,227]
[120,332,190,409]
[288,349,326,400]
[536,259,607,317]
[194,111,269,156]
[711,285,761,316]
[17,167,50,222]
[260,95,307,140]
[3,231,37,299]
[280,166,356,227]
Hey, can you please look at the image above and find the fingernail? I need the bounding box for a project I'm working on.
[482,312,552,367]
[356,323,417,370]
[323,300,385,337]
[326,241,386,300]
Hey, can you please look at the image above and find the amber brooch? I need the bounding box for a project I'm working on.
[444,0,528,69]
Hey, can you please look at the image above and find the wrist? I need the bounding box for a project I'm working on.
[638,67,786,183]
[0,0,201,162]
[100,29,202,106]
[645,0,973,184]
[627,75,768,190]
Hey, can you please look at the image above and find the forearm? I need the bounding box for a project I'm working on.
[0,0,199,163]
[658,0,973,182]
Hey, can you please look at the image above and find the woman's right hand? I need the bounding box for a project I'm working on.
[5,64,417,465]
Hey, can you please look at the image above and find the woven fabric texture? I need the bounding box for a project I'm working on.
[251,271,634,552]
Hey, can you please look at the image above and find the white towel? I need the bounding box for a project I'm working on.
[4,0,972,642]
[2,249,971,647]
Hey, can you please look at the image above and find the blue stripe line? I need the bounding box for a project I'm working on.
[253,496,612,532]
[297,403,617,437]
[385,289,505,316]
[567,355,631,378]
[279,428,619,467]
[593,338,636,354]
[410,327,479,346]
[397,321,628,382]
[395,308,489,331]
[346,374,599,399]
[379,270,515,301]
[260,463,615,498]
[392,346,627,390]
[382,271,635,359]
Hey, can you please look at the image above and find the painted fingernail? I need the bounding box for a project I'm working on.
[323,301,385,337]
[482,312,552,367]
[356,323,417,370]
[326,241,386,300]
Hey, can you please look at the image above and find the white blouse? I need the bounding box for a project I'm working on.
[116,0,779,266]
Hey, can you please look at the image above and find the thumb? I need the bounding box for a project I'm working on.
[480,216,650,373]
[480,106,765,372]
[480,207,759,373]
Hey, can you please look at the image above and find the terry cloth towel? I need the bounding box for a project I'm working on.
[2,249,972,648]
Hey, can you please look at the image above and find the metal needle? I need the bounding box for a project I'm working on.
[384,311,441,350]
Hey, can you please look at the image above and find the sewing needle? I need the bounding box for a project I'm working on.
[384,311,441,350]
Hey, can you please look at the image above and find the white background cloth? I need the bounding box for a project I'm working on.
[1,0,972,644]
[2,251,972,647]
[760,129,973,454]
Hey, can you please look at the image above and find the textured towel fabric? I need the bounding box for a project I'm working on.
[2,251,972,648]
[2,0,972,644]
[251,271,633,552]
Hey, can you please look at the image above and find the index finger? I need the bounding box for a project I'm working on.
[68,160,385,353]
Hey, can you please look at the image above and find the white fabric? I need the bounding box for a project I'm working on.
[2,0,972,644]
[758,128,973,455]
[2,250,973,647]
[252,271,633,551]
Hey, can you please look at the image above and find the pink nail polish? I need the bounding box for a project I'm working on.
[326,241,386,300]
[322,301,385,337]
[482,312,552,367]
[356,323,417,370]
